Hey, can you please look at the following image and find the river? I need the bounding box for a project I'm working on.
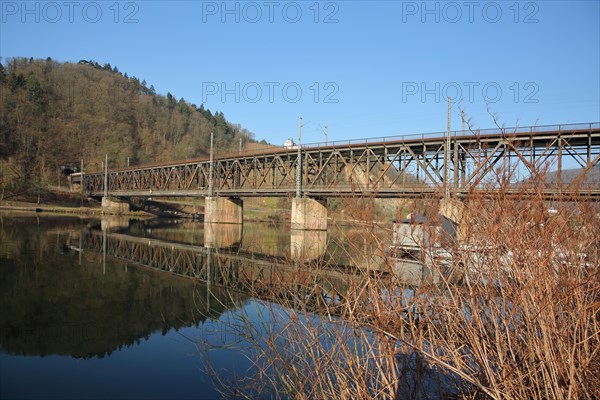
[0,214,402,399]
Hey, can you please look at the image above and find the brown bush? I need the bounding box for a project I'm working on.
[202,178,599,399]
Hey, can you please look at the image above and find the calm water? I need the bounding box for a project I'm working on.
[0,215,386,399]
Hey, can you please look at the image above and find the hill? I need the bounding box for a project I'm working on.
[0,57,255,195]
[543,164,600,186]
[516,164,600,188]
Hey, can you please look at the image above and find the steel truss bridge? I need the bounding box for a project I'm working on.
[82,123,600,199]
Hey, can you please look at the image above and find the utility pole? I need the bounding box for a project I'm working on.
[296,116,302,198]
[103,154,108,199]
[456,110,466,190]
[80,159,84,195]
[445,97,451,199]
[324,125,328,145]
[209,131,214,197]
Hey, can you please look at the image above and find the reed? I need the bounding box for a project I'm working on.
[200,172,599,399]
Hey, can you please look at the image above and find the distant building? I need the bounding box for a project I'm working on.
[283,138,297,149]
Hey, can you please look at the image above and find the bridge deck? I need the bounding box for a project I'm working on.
[78,123,600,199]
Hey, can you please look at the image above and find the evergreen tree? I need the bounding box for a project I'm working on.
[26,75,45,111]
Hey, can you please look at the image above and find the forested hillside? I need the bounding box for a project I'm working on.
[0,57,255,194]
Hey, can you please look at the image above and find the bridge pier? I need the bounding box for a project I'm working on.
[101,197,130,214]
[204,197,243,224]
[291,197,327,230]
[439,198,467,241]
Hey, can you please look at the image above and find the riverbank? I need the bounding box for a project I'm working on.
[0,190,150,217]
[0,201,153,218]
[0,189,408,223]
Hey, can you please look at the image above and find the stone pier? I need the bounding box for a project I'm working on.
[291,197,327,230]
[439,198,467,241]
[101,197,130,214]
[204,197,243,224]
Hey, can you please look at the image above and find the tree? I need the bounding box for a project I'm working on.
[26,75,45,111]
[8,73,25,91]
[0,57,256,192]
[0,63,7,84]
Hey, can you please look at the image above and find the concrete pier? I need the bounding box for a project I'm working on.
[439,198,467,241]
[204,197,243,224]
[101,197,130,214]
[291,197,327,230]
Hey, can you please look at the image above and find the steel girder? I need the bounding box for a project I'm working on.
[83,123,600,199]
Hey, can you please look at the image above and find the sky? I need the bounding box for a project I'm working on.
[1,0,599,145]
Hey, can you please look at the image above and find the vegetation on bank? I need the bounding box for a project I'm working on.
[201,177,600,399]
[0,57,256,197]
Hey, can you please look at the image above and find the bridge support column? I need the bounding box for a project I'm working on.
[291,197,327,230]
[101,197,130,214]
[439,198,467,241]
[204,197,243,224]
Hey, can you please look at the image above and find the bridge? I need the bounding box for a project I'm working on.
[73,122,600,228]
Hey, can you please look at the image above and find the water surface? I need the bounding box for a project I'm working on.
[1,215,384,399]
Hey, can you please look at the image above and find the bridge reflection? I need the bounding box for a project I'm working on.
[0,216,347,360]
[0,216,433,360]
[71,220,363,318]
[0,216,242,359]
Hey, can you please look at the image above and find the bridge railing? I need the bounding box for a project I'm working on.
[84,122,599,174]
[300,122,600,149]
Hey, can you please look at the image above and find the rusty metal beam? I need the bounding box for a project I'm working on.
[82,123,600,199]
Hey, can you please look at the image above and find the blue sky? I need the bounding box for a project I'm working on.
[1,0,599,145]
